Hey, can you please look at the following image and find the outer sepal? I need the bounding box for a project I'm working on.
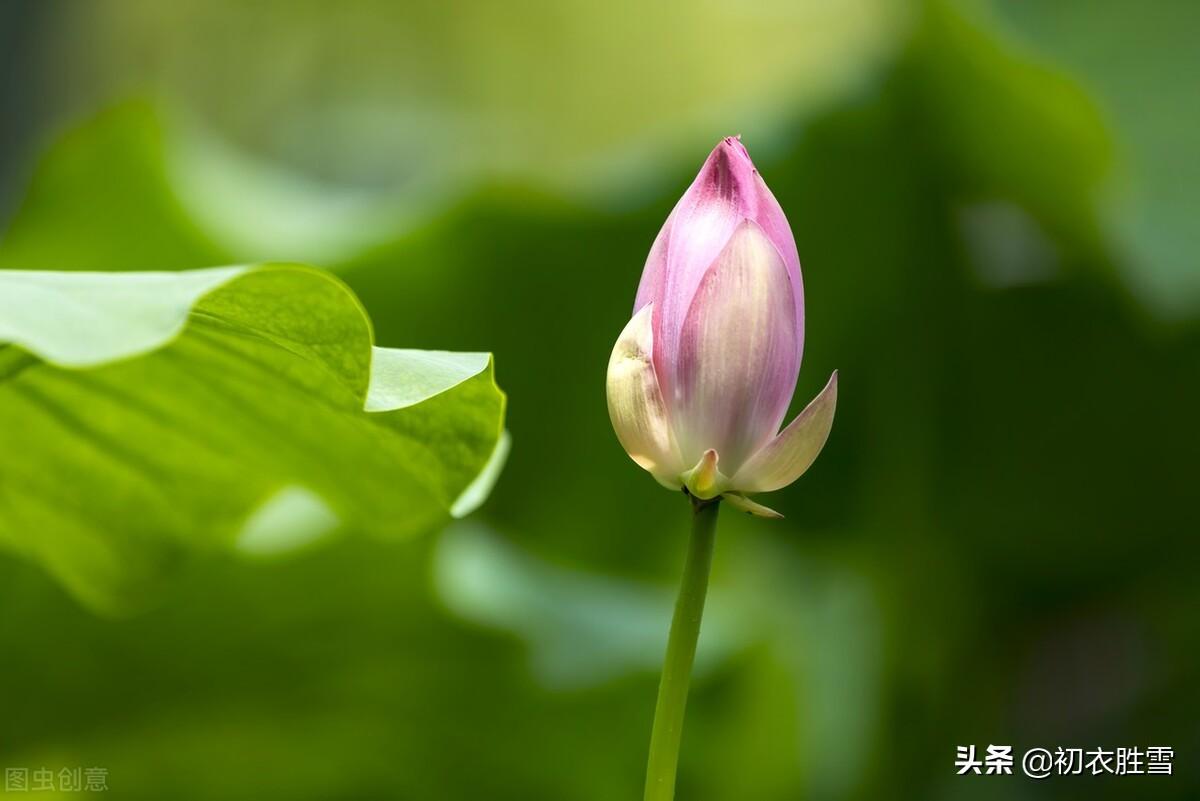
[721,493,784,519]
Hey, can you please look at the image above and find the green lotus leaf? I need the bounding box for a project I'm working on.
[0,264,506,612]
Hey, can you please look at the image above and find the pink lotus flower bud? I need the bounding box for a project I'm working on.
[607,137,837,515]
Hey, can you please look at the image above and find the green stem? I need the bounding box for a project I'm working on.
[643,497,720,801]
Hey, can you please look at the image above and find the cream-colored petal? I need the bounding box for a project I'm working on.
[731,371,837,493]
[606,304,684,487]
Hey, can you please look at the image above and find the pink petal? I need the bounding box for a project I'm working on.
[635,138,805,409]
[670,221,799,472]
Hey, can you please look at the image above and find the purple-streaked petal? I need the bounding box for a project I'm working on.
[670,221,799,472]
[749,167,805,367]
[606,303,685,488]
[731,371,837,493]
[633,208,672,315]
[637,138,805,407]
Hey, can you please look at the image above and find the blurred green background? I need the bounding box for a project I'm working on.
[1,0,1197,799]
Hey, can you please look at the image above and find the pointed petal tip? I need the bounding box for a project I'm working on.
[712,135,755,171]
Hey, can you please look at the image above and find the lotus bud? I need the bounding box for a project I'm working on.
[607,137,837,515]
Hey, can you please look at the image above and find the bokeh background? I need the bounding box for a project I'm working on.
[1,1,1197,799]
